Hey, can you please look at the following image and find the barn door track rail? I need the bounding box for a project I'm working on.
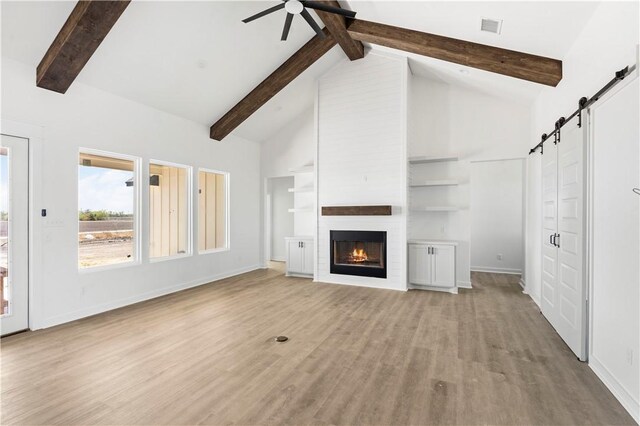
[529,65,637,155]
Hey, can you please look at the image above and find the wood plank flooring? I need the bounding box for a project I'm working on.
[0,267,634,425]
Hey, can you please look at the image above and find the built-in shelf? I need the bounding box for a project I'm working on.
[288,164,314,174]
[288,207,314,213]
[288,186,314,193]
[411,206,461,212]
[408,155,458,164]
[410,180,459,187]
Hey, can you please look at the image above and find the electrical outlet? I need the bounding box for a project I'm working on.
[497,254,503,261]
[440,226,446,234]
[627,348,634,365]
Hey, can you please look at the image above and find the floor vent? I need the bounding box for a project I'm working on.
[275,336,289,342]
[480,18,502,34]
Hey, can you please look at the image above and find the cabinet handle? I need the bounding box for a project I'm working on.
[301,242,304,248]
[550,234,554,246]
[555,233,560,248]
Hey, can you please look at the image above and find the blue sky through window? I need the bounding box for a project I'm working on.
[78,166,134,214]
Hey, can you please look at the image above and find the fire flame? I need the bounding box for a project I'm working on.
[351,248,368,263]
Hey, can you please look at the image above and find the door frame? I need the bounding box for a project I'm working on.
[1,119,44,331]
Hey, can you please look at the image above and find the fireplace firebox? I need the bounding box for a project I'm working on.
[330,231,387,278]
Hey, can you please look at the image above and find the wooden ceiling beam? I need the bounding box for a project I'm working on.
[347,19,562,87]
[314,1,363,60]
[210,28,337,141]
[36,0,131,94]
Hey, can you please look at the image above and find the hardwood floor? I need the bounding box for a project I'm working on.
[0,268,634,425]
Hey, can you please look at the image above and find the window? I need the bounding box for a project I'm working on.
[149,162,191,259]
[78,151,138,269]
[198,170,228,252]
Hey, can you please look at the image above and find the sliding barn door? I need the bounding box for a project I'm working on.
[540,115,587,361]
[541,142,558,326]
[556,116,587,360]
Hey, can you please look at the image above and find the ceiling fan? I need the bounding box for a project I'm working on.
[242,0,356,41]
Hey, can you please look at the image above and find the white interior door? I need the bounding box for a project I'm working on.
[0,134,29,335]
[541,142,558,325]
[590,76,639,410]
[556,116,587,360]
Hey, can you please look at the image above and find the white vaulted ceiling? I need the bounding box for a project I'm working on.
[1,1,600,141]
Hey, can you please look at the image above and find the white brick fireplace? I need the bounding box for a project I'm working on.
[316,53,408,291]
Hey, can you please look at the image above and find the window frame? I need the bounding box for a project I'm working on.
[77,148,141,273]
[148,159,193,263]
[197,167,230,255]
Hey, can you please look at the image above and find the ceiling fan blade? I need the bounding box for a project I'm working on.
[302,1,356,18]
[281,13,294,41]
[242,3,286,23]
[300,9,325,38]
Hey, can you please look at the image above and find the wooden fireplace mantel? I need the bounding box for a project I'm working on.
[321,205,392,216]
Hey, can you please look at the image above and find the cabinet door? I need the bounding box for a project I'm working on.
[409,245,431,285]
[431,244,455,288]
[302,240,314,274]
[287,240,303,273]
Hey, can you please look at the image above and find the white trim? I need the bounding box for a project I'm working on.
[519,277,526,290]
[41,264,263,329]
[148,159,193,260]
[409,284,458,294]
[457,280,472,289]
[471,266,522,275]
[197,167,231,253]
[78,147,142,272]
[589,356,640,423]
[198,247,231,255]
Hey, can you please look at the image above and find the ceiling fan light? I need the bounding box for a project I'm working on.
[285,0,304,15]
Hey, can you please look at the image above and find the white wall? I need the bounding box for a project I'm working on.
[470,159,524,274]
[269,176,294,261]
[408,75,531,286]
[525,1,639,302]
[524,152,542,306]
[261,108,315,237]
[523,2,639,419]
[1,57,262,329]
[317,52,408,290]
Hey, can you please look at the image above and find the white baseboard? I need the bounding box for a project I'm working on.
[519,277,526,290]
[589,355,640,423]
[270,256,286,262]
[457,280,472,289]
[41,264,263,329]
[471,266,522,275]
[409,284,458,294]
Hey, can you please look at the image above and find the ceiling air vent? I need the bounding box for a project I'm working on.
[480,18,502,34]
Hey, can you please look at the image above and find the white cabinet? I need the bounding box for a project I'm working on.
[408,244,431,285]
[432,244,455,287]
[408,241,456,291]
[285,237,314,277]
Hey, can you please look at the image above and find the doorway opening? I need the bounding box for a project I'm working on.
[265,176,294,264]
